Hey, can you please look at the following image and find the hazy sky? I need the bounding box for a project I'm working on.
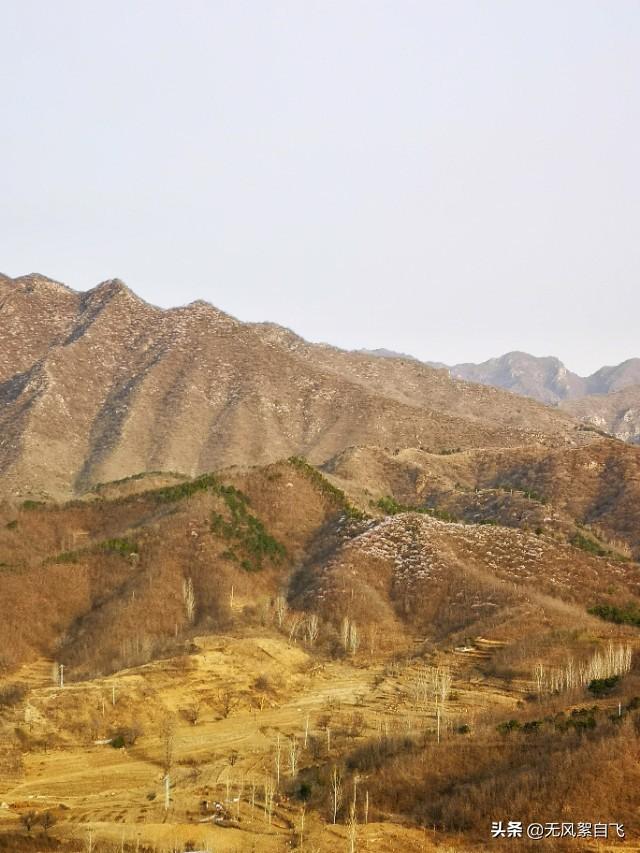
[2,1,639,374]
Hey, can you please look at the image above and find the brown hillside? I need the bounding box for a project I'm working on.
[562,384,640,444]
[0,274,588,501]
[3,461,640,851]
[324,437,640,558]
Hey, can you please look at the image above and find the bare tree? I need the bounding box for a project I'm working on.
[41,811,56,837]
[275,594,288,628]
[437,666,452,705]
[533,662,545,696]
[366,624,378,657]
[160,714,176,774]
[250,776,256,821]
[182,577,196,623]
[341,617,350,652]
[264,776,275,825]
[348,622,359,656]
[299,804,306,849]
[275,733,282,787]
[20,810,38,833]
[347,801,358,852]
[218,688,235,718]
[288,735,299,777]
[288,613,303,644]
[160,712,176,811]
[305,613,320,646]
[330,765,342,824]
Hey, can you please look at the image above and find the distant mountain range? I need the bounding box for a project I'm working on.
[443,352,640,444]
[364,349,640,445]
[445,351,640,405]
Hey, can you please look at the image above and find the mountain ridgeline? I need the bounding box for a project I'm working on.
[0,273,586,501]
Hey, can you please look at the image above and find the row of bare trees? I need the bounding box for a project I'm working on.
[274,594,361,654]
[533,642,633,695]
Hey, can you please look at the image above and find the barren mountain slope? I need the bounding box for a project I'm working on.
[562,385,640,445]
[1,460,638,680]
[0,274,80,381]
[253,325,581,435]
[324,438,640,558]
[0,275,586,500]
[3,462,640,851]
[448,351,585,404]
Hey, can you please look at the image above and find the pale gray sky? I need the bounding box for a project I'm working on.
[1,1,638,375]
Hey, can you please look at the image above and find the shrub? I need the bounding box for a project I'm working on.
[211,487,286,572]
[288,456,367,519]
[588,676,620,697]
[21,499,45,510]
[98,538,138,557]
[571,532,607,557]
[522,490,547,504]
[374,495,459,523]
[51,550,81,564]
[0,683,27,708]
[497,719,521,734]
[588,602,640,627]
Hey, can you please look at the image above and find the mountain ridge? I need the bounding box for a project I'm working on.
[0,273,586,501]
[365,347,640,444]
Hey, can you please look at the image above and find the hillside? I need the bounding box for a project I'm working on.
[562,386,640,446]
[0,274,586,501]
[324,438,640,558]
[2,462,640,851]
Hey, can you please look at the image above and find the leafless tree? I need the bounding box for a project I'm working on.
[218,688,235,718]
[275,733,282,786]
[347,801,358,852]
[20,810,38,833]
[348,622,360,655]
[330,765,342,824]
[160,718,175,773]
[275,594,288,628]
[534,662,545,696]
[366,624,378,657]
[299,804,306,849]
[288,613,303,644]
[341,616,350,652]
[160,712,176,808]
[288,734,299,777]
[182,577,196,623]
[437,666,452,705]
[306,613,320,645]
[264,776,275,825]
[41,811,56,837]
